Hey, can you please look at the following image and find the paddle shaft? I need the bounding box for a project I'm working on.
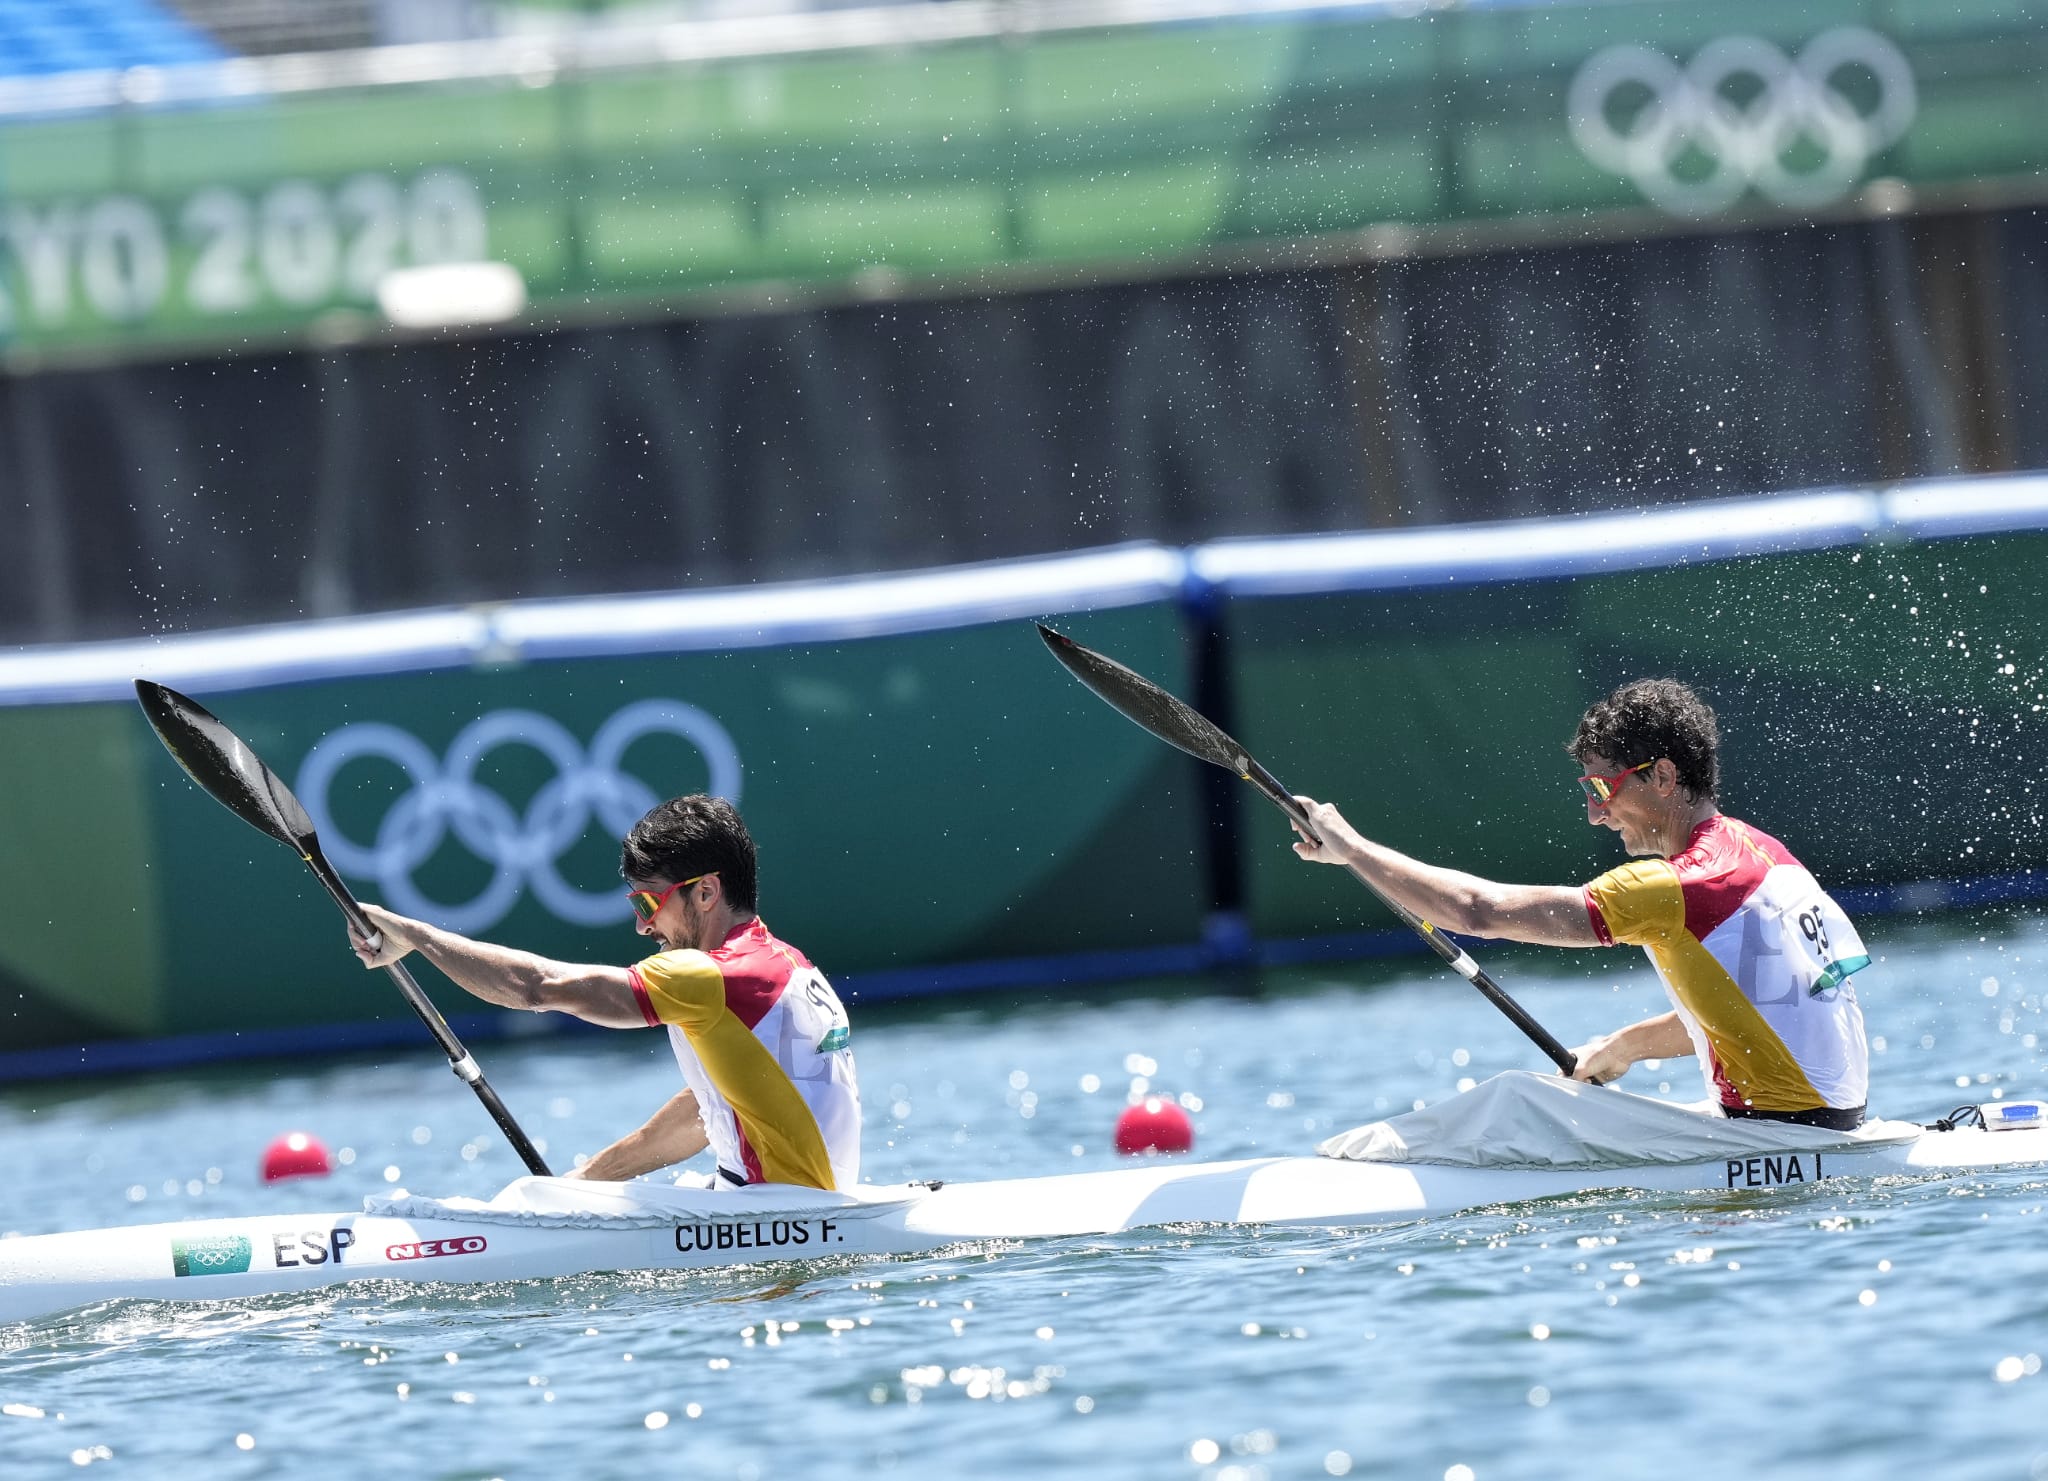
[301,850,554,1177]
[132,681,555,1176]
[1239,756,1581,1077]
[1034,625,1580,1078]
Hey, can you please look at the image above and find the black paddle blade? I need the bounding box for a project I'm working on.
[1036,623,1251,775]
[135,680,317,853]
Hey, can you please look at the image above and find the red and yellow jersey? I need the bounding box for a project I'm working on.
[1584,814,1870,1115]
[628,918,860,1191]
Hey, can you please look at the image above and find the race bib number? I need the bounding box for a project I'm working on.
[1733,874,1870,1006]
[790,968,852,1057]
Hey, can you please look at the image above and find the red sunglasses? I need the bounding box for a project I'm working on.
[626,872,715,923]
[1578,761,1653,805]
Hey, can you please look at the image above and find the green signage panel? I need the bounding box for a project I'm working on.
[1,0,2041,361]
[0,608,1206,1048]
[1226,533,2048,939]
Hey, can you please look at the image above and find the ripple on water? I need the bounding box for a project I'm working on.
[5,921,2048,1478]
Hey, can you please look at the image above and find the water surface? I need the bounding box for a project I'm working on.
[3,916,2045,1480]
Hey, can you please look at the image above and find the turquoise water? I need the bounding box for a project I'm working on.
[3,915,2047,1480]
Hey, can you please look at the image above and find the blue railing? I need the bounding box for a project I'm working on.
[9,472,2048,707]
[5,469,2048,1079]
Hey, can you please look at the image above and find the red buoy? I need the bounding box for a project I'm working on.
[1114,1096,1195,1156]
[261,1131,333,1182]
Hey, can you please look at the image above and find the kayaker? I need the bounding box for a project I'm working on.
[349,794,862,1189]
[1291,678,1871,1128]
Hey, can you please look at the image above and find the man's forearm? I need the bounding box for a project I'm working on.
[1291,797,1595,945]
[1571,1011,1694,1084]
[401,919,563,1011]
[575,1091,708,1181]
[1615,1012,1693,1062]
[1344,835,1499,926]
[356,903,643,1026]
[1346,836,1591,942]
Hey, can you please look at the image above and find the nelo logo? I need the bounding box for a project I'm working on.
[385,1236,487,1262]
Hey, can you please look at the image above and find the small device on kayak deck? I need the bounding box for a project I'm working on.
[1985,1100,2048,1131]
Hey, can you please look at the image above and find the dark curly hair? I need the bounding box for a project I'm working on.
[619,795,759,912]
[1567,679,1720,802]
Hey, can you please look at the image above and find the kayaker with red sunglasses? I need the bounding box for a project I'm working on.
[351,794,861,1189]
[1292,678,1871,1129]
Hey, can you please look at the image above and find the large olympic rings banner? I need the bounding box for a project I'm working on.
[1567,28,1917,216]
[0,608,1208,1046]
[2,0,2042,361]
[294,700,745,934]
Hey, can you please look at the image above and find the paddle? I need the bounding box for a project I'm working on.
[134,680,555,1176]
[1036,624,1579,1076]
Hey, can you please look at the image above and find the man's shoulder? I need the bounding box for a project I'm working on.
[639,946,716,967]
[634,948,721,985]
[1668,815,1819,942]
[1673,814,1800,878]
[1585,856,1683,894]
[1582,856,1685,946]
[714,918,816,975]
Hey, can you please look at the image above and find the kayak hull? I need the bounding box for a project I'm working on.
[6,1125,2046,1325]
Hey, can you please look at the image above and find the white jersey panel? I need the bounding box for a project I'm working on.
[666,964,861,1189]
[1695,862,1870,1109]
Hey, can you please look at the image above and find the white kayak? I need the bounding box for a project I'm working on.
[6,1076,2045,1326]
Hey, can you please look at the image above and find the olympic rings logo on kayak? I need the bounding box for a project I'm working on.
[295,701,743,934]
[1567,28,1916,215]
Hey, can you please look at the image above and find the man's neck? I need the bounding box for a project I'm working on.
[696,908,757,950]
[1655,801,1721,858]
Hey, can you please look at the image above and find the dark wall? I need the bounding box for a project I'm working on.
[3,207,2043,645]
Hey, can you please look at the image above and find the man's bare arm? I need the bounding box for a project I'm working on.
[350,903,648,1029]
[1568,1012,1693,1085]
[568,1091,709,1181]
[1292,797,1599,947]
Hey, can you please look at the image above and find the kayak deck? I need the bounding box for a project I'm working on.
[5,1120,2046,1326]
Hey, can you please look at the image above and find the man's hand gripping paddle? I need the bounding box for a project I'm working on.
[134,680,554,1175]
[1035,625,1578,1076]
